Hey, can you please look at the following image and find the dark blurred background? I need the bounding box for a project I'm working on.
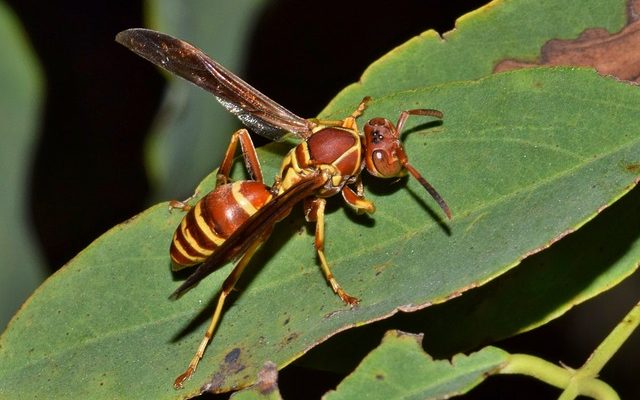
[3,1,638,399]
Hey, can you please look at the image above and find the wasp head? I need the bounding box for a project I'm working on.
[362,109,451,219]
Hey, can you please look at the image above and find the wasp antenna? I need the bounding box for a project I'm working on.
[396,109,443,134]
[415,109,444,119]
[403,162,452,220]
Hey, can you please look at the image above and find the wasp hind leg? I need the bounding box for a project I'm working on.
[168,191,199,212]
[304,198,359,306]
[173,239,264,389]
[169,129,264,212]
[216,128,264,186]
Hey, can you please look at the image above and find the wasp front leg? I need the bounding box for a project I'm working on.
[341,176,375,214]
[308,96,371,130]
[304,197,359,305]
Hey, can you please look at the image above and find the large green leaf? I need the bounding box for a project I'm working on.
[297,0,640,373]
[323,0,627,114]
[0,67,638,398]
[301,184,640,372]
[324,331,508,400]
[0,1,45,330]
[416,186,640,357]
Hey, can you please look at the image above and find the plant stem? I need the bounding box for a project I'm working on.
[501,353,571,387]
[501,354,618,400]
[579,301,640,376]
[500,300,640,400]
[558,300,640,399]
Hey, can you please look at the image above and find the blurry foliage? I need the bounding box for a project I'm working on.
[0,1,45,331]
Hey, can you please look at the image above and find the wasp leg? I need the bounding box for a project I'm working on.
[169,129,262,212]
[341,176,375,214]
[304,198,359,305]
[341,186,375,214]
[174,239,264,389]
[168,191,200,212]
[309,96,371,130]
[217,128,264,187]
[349,96,371,119]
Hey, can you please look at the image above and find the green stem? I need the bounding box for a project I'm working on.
[557,378,619,400]
[578,301,640,377]
[558,300,640,399]
[501,354,618,400]
[501,354,570,388]
[499,300,640,400]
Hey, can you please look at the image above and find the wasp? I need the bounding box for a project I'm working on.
[116,28,452,388]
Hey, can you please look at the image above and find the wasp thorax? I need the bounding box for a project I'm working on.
[363,118,407,178]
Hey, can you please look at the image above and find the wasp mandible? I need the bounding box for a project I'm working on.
[116,28,451,389]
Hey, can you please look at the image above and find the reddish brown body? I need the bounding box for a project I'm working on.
[169,124,365,271]
[307,128,359,174]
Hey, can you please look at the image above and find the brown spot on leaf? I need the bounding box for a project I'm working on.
[285,332,299,344]
[205,372,225,391]
[494,0,640,82]
[625,162,640,173]
[375,373,385,380]
[257,361,279,395]
[203,348,246,392]
[224,347,241,364]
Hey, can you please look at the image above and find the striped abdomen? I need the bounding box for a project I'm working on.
[170,181,273,268]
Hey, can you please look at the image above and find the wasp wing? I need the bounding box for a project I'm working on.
[170,173,327,299]
[116,28,314,141]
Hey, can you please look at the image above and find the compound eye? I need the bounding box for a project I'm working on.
[372,149,401,177]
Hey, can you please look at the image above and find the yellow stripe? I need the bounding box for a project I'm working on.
[289,149,301,171]
[172,233,202,262]
[332,143,359,168]
[231,182,258,215]
[298,142,311,167]
[193,202,225,246]
[179,217,210,255]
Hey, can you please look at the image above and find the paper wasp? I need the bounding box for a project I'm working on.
[116,28,451,388]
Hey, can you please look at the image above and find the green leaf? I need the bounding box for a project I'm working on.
[323,0,627,114]
[324,331,509,400]
[144,0,268,201]
[294,0,640,372]
[0,67,637,398]
[0,2,46,330]
[415,186,640,357]
[301,183,640,372]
